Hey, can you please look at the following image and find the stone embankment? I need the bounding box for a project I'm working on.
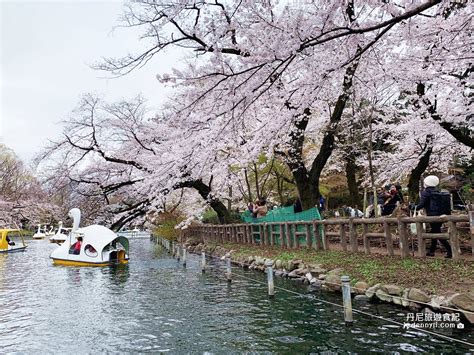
[184,242,474,326]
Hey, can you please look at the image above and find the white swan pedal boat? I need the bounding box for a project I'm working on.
[50,209,129,267]
[49,222,69,244]
[32,224,46,240]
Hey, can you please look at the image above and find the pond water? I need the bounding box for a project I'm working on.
[0,239,473,353]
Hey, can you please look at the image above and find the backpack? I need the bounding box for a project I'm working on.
[430,190,451,215]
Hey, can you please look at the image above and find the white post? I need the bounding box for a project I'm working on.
[201,252,206,273]
[177,245,181,262]
[265,259,275,297]
[225,253,231,282]
[341,275,353,324]
[182,248,187,267]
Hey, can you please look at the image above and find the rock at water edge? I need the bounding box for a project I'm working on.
[365,284,381,299]
[382,284,403,296]
[451,293,474,312]
[407,288,431,305]
[354,281,369,295]
[324,273,342,292]
[376,289,392,302]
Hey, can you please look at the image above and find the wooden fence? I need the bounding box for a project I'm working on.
[180,214,474,261]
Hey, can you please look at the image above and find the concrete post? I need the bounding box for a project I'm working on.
[201,252,206,273]
[225,253,231,282]
[265,259,275,297]
[341,275,353,324]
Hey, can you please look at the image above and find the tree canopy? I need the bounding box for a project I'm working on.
[39,1,473,226]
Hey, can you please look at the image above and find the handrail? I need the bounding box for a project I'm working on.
[181,214,473,260]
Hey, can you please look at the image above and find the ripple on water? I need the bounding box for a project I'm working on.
[0,240,473,353]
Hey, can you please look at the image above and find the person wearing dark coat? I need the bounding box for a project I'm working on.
[293,198,303,213]
[382,185,401,216]
[413,175,452,258]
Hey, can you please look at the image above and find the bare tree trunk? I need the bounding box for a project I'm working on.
[407,135,434,202]
[178,179,231,224]
[283,59,359,210]
[345,155,361,208]
[253,163,260,200]
[227,185,232,212]
[244,168,253,203]
[367,118,379,216]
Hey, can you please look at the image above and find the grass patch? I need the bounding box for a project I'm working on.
[214,243,474,295]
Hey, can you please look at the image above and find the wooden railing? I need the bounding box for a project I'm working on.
[180,214,474,261]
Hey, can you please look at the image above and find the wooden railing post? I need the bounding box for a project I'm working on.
[285,223,292,248]
[416,222,426,258]
[448,220,460,260]
[362,223,370,254]
[314,221,322,250]
[349,218,358,252]
[416,221,425,257]
[384,221,394,256]
[321,223,329,250]
[305,223,312,249]
[273,224,277,246]
[397,218,409,258]
[294,223,300,248]
[265,223,269,245]
[339,222,347,251]
[279,223,285,248]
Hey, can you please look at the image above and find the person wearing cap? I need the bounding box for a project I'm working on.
[412,175,452,258]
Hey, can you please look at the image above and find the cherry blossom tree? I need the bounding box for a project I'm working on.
[41,1,472,225]
[38,94,236,228]
[96,0,463,210]
[0,144,61,227]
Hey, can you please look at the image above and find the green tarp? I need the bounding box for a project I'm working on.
[241,206,323,246]
[241,206,321,223]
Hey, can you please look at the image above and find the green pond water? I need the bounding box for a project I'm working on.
[0,238,473,353]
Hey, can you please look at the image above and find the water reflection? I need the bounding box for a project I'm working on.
[106,264,130,285]
[66,268,82,285]
[0,254,6,291]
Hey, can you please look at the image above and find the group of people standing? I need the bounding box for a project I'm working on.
[365,184,404,218]
[245,174,452,258]
[247,198,268,218]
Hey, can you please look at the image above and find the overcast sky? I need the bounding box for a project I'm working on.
[1,0,178,164]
